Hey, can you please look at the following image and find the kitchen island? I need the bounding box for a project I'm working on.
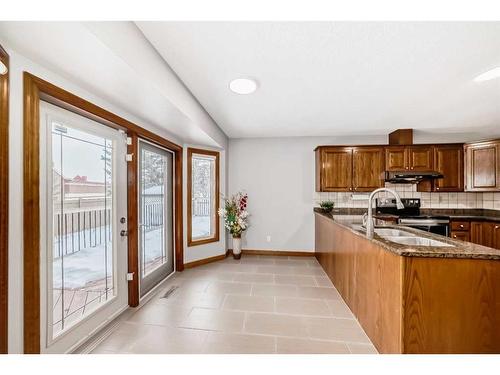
[314,208,500,354]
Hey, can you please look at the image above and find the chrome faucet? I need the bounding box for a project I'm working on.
[365,187,404,239]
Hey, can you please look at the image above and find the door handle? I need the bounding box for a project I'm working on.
[120,230,128,237]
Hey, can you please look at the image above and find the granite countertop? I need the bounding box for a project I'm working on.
[314,208,500,260]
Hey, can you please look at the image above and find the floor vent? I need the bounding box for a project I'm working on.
[160,285,179,299]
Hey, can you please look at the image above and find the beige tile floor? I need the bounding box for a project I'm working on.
[91,255,378,354]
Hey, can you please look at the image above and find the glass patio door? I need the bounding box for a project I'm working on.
[139,140,174,297]
[40,102,128,353]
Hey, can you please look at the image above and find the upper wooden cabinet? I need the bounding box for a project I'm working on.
[352,147,385,192]
[465,140,500,191]
[433,145,464,192]
[408,146,433,171]
[385,145,433,171]
[385,147,407,171]
[317,147,353,191]
[315,146,384,192]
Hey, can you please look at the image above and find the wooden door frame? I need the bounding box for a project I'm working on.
[23,72,184,353]
[0,44,9,354]
[186,147,220,247]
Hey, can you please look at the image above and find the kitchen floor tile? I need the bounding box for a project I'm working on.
[244,312,308,338]
[202,332,276,354]
[90,255,374,354]
[275,297,332,317]
[179,307,245,333]
[223,294,275,313]
[276,337,350,354]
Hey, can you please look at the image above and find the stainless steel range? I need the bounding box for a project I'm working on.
[375,198,450,236]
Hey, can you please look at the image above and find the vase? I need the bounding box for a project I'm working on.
[232,236,242,259]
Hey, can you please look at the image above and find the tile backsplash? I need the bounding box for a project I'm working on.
[314,183,500,211]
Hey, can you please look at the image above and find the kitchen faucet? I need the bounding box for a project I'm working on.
[364,187,404,239]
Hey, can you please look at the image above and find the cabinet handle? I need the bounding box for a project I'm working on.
[460,224,464,228]
[405,166,409,170]
[496,225,499,230]
[354,187,357,191]
[410,167,414,170]
[436,187,440,190]
[453,235,457,238]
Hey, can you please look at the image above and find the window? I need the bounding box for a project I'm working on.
[187,148,220,246]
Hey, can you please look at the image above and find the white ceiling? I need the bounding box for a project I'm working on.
[0,22,225,147]
[138,22,500,140]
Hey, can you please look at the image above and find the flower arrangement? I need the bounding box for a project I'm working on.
[218,192,249,238]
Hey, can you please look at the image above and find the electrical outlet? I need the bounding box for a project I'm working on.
[266,235,271,242]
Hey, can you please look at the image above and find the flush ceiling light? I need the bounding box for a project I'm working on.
[229,78,258,94]
[0,60,7,75]
[473,67,500,82]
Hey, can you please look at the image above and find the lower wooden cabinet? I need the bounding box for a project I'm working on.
[451,231,470,242]
[451,219,500,250]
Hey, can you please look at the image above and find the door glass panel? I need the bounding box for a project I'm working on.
[139,141,174,297]
[140,147,166,276]
[51,123,115,338]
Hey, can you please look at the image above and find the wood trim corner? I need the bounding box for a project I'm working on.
[0,44,10,354]
[22,72,184,353]
[127,133,139,307]
[186,147,220,247]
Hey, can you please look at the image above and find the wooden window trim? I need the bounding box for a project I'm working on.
[23,72,184,353]
[187,147,220,247]
[0,44,9,354]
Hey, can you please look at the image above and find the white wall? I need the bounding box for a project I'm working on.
[227,136,386,253]
[182,145,227,264]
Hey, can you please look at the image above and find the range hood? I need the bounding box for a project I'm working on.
[383,170,444,183]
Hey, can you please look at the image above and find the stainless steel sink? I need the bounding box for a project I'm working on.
[382,236,454,247]
[374,228,416,237]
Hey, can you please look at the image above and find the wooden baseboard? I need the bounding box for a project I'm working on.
[183,253,227,269]
[183,249,315,270]
[227,249,314,257]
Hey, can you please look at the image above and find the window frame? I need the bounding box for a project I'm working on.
[187,147,220,247]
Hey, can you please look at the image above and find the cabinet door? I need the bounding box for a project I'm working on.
[352,147,384,192]
[465,141,500,191]
[320,148,353,191]
[470,222,483,245]
[385,147,407,171]
[481,222,496,248]
[494,223,500,250]
[408,146,433,171]
[434,145,464,192]
[451,231,470,242]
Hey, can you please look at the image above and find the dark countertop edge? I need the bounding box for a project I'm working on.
[315,207,500,222]
[314,209,500,260]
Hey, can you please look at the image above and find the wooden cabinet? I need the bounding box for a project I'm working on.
[433,145,464,192]
[385,145,433,171]
[450,220,471,242]
[451,231,470,242]
[408,146,433,171]
[452,219,500,250]
[315,146,384,192]
[480,222,500,249]
[385,146,407,171]
[470,222,483,244]
[465,140,500,191]
[316,213,500,354]
[316,147,352,191]
[352,147,384,192]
